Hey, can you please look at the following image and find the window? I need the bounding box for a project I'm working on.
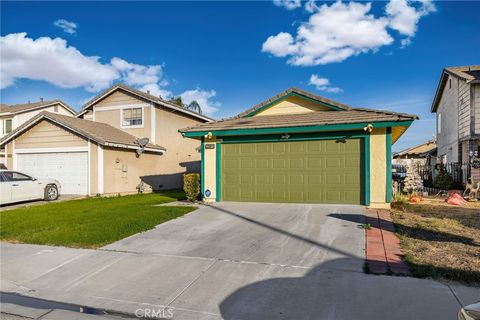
[3,119,12,134]
[122,108,143,127]
[437,113,441,134]
[2,171,32,181]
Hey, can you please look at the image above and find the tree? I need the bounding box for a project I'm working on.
[170,97,184,107]
[403,161,424,195]
[187,100,202,114]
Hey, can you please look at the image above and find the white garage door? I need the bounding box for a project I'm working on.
[17,152,88,195]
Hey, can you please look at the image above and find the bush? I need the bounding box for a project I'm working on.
[183,173,200,202]
[434,167,453,190]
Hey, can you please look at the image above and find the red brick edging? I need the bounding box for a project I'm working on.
[365,209,410,275]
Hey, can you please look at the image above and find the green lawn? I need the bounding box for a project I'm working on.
[0,190,196,248]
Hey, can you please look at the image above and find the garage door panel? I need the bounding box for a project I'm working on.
[17,152,88,195]
[222,139,363,204]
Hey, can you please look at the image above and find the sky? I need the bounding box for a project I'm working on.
[1,1,479,152]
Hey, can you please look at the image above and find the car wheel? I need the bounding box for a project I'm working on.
[44,184,59,201]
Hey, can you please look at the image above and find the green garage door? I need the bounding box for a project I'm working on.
[221,139,364,204]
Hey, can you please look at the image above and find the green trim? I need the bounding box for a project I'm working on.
[386,127,393,203]
[364,134,371,206]
[182,120,414,138]
[245,92,344,117]
[200,138,205,198]
[216,142,222,202]
[221,130,367,144]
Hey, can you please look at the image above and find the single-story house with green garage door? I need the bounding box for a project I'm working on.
[180,87,417,208]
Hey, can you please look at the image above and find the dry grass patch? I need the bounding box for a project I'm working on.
[391,198,480,285]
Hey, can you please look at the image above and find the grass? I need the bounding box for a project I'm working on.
[0,190,196,248]
[391,198,480,285]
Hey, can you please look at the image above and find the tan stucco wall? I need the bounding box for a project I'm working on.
[254,95,332,116]
[103,147,164,194]
[5,142,13,169]
[95,90,142,107]
[90,141,98,195]
[202,138,217,202]
[369,128,387,207]
[15,120,87,149]
[155,107,202,188]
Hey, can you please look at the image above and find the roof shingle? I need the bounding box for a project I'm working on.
[0,112,165,152]
[181,108,417,133]
[0,100,76,115]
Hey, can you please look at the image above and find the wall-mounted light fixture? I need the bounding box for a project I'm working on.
[363,124,373,133]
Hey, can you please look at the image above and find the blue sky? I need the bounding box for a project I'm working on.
[1,1,479,151]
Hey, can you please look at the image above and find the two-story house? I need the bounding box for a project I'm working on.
[0,84,212,195]
[0,100,76,166]
[431,65,480,181]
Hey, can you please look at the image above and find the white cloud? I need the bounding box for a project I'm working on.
[273,0,302,10]
[265,0,435,65]
[0,33,220,115]
[309,74,343,93]
[53,19,78,34]
[386,0,436,46]
[0,33,118,91]
[180,88,220,116]
[263,1,393,66]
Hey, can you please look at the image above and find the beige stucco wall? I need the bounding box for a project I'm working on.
[103,147,164,194]
[369,128,387,208]
[254,95,332,116]
[94,91,152,140]
[15,120,87,149]
[155,107,202,188]
[90,141,98,195]
[202,138,217,202]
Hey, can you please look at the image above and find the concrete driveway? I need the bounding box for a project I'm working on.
[1,203,478,320]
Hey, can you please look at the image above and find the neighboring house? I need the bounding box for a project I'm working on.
[77,83,212,190]
[0,100,76,165]
[180,87,417,208]
[0,84,212,195]
[393,139,437,165]
[0,112,165,195]
[431,65,480,181]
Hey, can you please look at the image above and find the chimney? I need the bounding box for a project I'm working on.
[40,97,44,102]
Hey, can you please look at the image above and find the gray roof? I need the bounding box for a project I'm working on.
[0,100,77,116]
[0,111,165,152]
[80,83,213,122]
[181,108,417,133]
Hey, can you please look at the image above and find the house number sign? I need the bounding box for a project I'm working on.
[205,144,215,149]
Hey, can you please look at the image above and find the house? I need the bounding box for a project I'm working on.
[180,87,417,208]
[0,100,76,165]
[0,84,212,195]
[393,139,437,165]
[431,65,480,181]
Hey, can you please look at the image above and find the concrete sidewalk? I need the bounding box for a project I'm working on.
[1,203,479,319]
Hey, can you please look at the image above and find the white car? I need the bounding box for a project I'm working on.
[0,169,61,205]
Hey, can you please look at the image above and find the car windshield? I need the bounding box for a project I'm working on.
[2,171,32,182]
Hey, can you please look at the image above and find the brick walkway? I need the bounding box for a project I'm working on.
[365,208,410,275]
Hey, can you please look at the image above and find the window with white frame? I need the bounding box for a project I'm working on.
[3,119,12,134]
[122,108,143,127]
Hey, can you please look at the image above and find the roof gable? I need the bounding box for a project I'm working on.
[431,65,480,112]
[237,87,351,118]
[79,83,213,122]
[0,112,165,153]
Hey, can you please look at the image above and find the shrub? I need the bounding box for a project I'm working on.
[183,173,200,202]
[434,166,453,190]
